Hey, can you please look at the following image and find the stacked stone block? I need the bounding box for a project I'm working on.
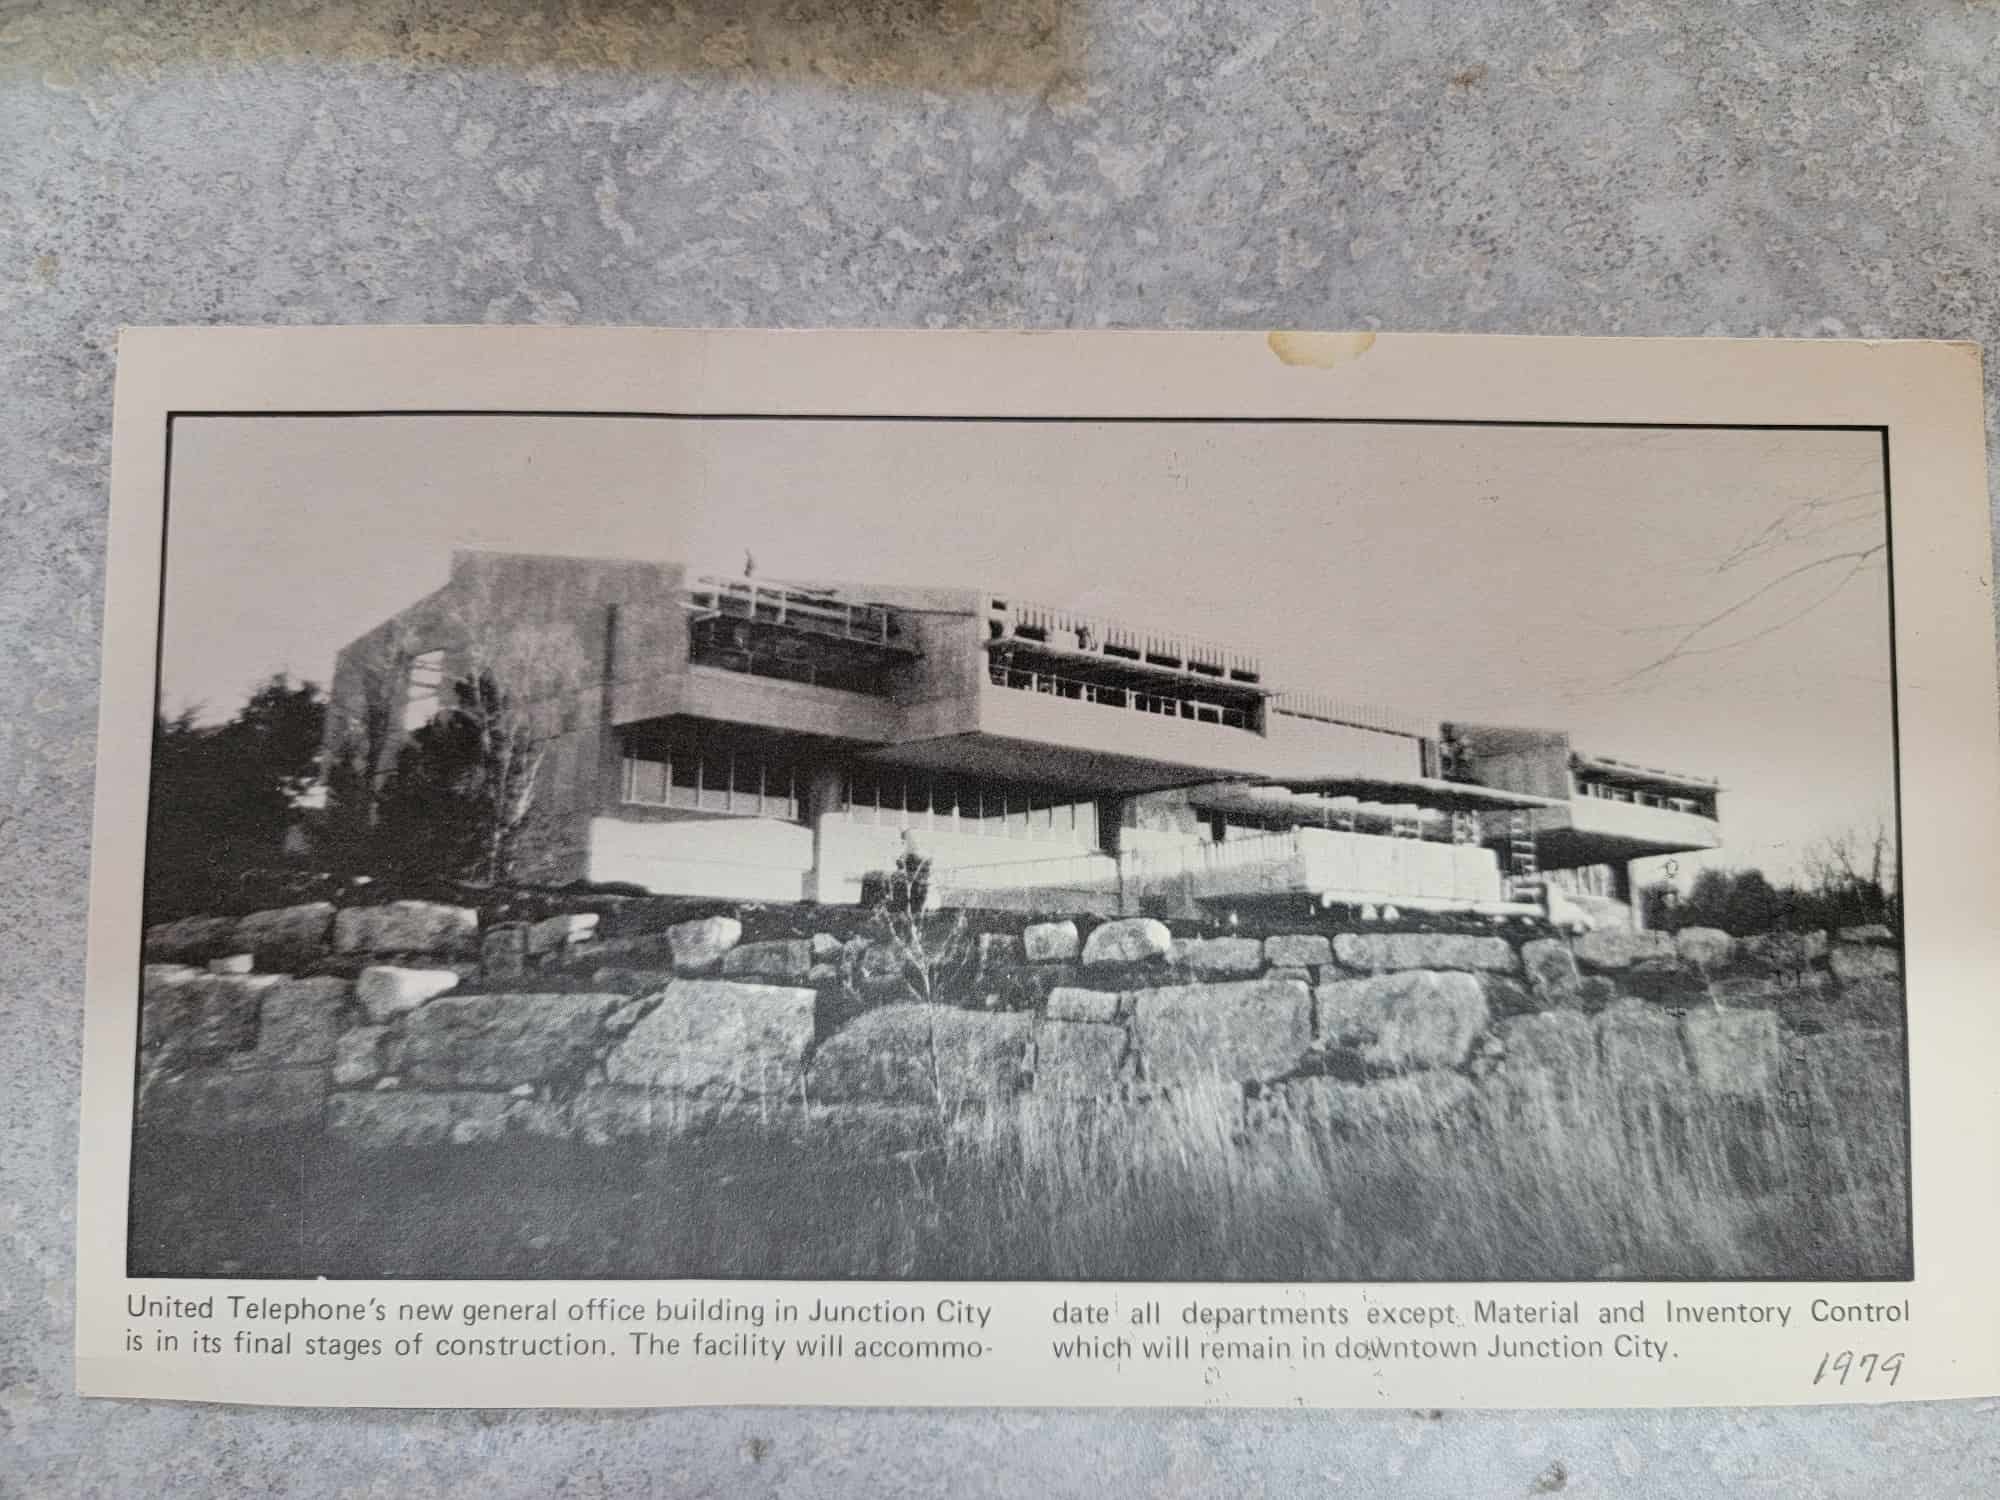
[137,900,1905,1151]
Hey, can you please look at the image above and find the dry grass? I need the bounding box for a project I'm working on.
[129,1037,1908,1282]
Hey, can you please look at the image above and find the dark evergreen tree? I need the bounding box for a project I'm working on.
[366,687,489,887]
[144,675,325,919]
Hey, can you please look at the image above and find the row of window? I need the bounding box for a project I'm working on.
[845,769,1102,847]
[621,736,803,821]
[988,663,1255,731]
[1574,779,1714,817]
[620,737,1102,847]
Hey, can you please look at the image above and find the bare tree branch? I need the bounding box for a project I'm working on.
[1608,544,1883,688]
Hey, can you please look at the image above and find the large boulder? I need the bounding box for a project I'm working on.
[1519,938,1580,996]
[1682,1008,1782,1096]
[1082,918,1172,968]
[1265,933,1333,969]
[146,974,283,1061]
[248,977,352,1066]
[721,938,813,984]
[807,1005,1033,1106]
[1829,943,1900,984]
[667,915,742,974]
[142,915,238,965]
[1034,1019,1133,1094]
[1495,1010,1600,1096]
[1331,932,1517,974]
[334,901,478,958]
[389,992,628,1090]
[1130,977,1312,1085]
[1023,920,1081,963]
[607,978,816,1101]
[233,902,336,971]
[1314,970,1489,1075]
[1673,926,1736,970]
[1573,928,1677,971]
[1594,999,1687,1088]
[356,965,459,1023]
[141,1064,327,1134]
[1174,936,1265,978]
[139,964,205,1049]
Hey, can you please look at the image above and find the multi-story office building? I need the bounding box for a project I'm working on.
[326,550,1722,923]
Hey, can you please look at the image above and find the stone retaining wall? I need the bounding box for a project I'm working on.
[137,901,1906,1149]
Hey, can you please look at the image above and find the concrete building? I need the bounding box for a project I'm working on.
[325,550,1722,923]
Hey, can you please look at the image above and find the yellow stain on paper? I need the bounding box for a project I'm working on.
[1266,330,1376,368]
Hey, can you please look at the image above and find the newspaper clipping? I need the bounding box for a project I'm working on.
[76,328,2000,1407]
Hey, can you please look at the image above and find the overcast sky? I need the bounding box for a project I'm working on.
[162,415,1894,886]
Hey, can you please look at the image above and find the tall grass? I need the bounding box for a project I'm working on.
[130,1036,1907,1281]
[929,1065,1905,1281]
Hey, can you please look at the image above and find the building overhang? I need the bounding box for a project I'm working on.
[1233,775,1568,815]
[1535,796,1724,866]
[1536,827,1722,865]
[855,733,1265,797]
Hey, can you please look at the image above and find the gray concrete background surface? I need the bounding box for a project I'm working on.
[3,1,1998,1494]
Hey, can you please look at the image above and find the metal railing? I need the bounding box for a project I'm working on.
[987,662,1255,730]
[1270,690,1436,742]
[683,576,914,651]
[986,596,1263,682]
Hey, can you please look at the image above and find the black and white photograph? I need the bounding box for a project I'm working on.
[126,405,1910,1286]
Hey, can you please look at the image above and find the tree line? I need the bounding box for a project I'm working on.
[146,664,565,921]
[1639,825,1899,937]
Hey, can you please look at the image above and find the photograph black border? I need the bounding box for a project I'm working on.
[132,409,1909,1285]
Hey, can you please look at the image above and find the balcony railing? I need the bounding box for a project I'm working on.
[987,661,1255,730]
[1270,690,1436,742]
[683,576,917,653]
[985,595,1263,683]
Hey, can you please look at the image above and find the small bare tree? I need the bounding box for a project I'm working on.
[842,838,978,1121]
[1802,819,1900,931]
[445,575,593,886]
